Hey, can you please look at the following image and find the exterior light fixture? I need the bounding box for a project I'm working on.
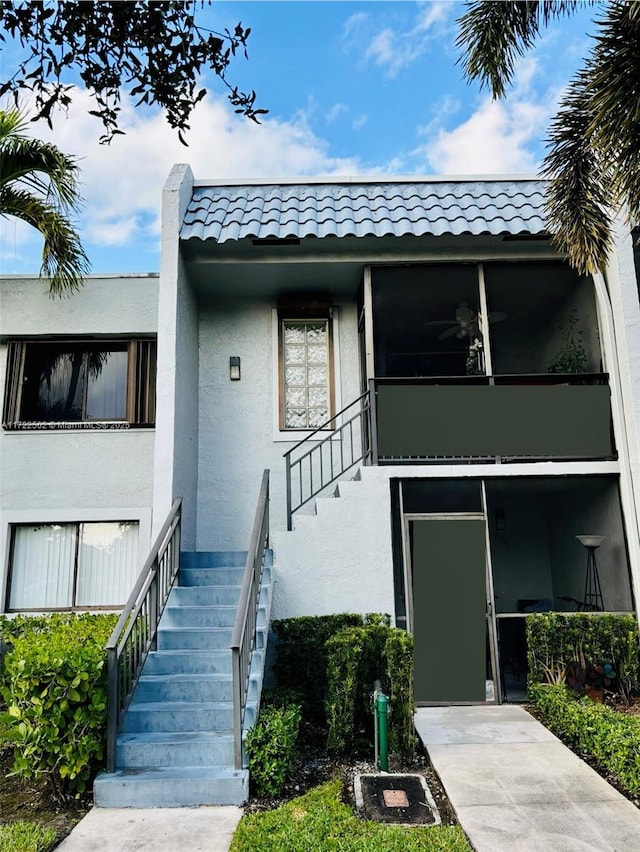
[230,356,241,381]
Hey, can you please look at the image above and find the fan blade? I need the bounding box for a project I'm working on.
[438,325,461,340]
[488,311,507,323]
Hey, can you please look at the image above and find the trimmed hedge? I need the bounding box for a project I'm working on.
[271,614,365,722]
[246,703,302,798]
[272,614,415,761]
[325,622,415,760]
[0,613,117,797]
[530,683,640,798]
[526,613,640,696]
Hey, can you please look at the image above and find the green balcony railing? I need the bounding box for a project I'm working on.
[372,374,614,463]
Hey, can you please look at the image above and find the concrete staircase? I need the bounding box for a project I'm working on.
[94,550,272,808]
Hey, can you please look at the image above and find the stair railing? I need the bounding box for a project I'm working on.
[284,390,372,530]
[105,498,182,772]
[231,469,270,770]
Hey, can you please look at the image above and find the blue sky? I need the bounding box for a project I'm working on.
[0,0,598,278]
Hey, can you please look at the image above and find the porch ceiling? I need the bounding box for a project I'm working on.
[182,232,556,299]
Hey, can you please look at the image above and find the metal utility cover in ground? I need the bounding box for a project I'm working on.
[354,774,441,826]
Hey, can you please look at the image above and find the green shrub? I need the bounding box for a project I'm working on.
[325,628,366,754]
[530,683,640,797]
[526,613,639,696]
[385,629,416,758]
[246,703,302,798]
[0,613,117,797]
[0,821,57,852]
[1,615,63,693]
[325,623,415,760]
[271,613,381,723]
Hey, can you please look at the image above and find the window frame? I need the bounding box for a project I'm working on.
[5,520,140,612]
[277,303,336,432]
[2,337,156,430]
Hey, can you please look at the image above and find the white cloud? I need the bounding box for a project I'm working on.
[325,103,349,124]
[414,1,451,33]
[365,29,396,68]
[352,2,455,77]
[352,115,367,131]
[414,55,555,175]
[86,215,140,247]
[423,99,542,174]
[5,89,368,266]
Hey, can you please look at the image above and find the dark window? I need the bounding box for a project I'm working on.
[3,339,156,428]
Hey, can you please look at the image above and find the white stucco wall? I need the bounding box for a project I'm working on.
[270,473,396,620]
[195,296,360,550]
[0,274,159,612]
[0,274,158,336]
[153,164,199,548]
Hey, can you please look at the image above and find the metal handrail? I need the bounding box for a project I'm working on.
[284,391,372,530]
[230,470,270,770]
[105,498,182,772]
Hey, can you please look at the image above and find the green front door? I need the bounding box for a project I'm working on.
[411,517,488,703]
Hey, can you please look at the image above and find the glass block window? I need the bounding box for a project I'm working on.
[281,319,332,429]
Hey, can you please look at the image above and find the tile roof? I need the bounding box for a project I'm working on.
[181,179,548,243]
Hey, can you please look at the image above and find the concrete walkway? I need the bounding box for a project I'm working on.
[415,705,640,852]
[56,804,243,851]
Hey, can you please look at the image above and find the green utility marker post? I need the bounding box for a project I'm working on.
[373,690,389,772]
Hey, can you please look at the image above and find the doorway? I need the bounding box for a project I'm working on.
[406,513,496,704]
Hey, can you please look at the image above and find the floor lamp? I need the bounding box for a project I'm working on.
[576,535,605,612]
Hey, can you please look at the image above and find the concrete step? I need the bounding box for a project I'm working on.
[94,766,248,807]
[142,649,237,675]
[161,604,267,629]
[121,701,235,733]
[156,626,231,650]
[180,551,248,569]
[115,731,235,768]
[134,672,259,704]
[179,567,246,587]
[162,605,238,628]
[168,585,242,606]
[157,625,266,651]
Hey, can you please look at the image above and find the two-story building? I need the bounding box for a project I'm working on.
[2,167,640,803]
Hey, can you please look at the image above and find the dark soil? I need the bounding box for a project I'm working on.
[0,741,90,843]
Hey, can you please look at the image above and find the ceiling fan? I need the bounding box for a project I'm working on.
[426,302,507,340]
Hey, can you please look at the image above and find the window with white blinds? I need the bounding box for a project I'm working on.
[7,521,139,610]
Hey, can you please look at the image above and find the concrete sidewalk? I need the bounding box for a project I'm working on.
[56,804,243,851]
[415,705,640,852]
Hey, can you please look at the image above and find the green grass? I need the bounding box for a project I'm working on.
[230,780,472,852]
[0,821,57,852]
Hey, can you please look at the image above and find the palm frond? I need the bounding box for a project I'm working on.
[0,108,29,141]
[542,2,640,273]
[457,1,587,98]
[542,72,615,274]
[0,126,82,210]
[585,2,640,215]
[0,107,89,295]
[0,186,90,296]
